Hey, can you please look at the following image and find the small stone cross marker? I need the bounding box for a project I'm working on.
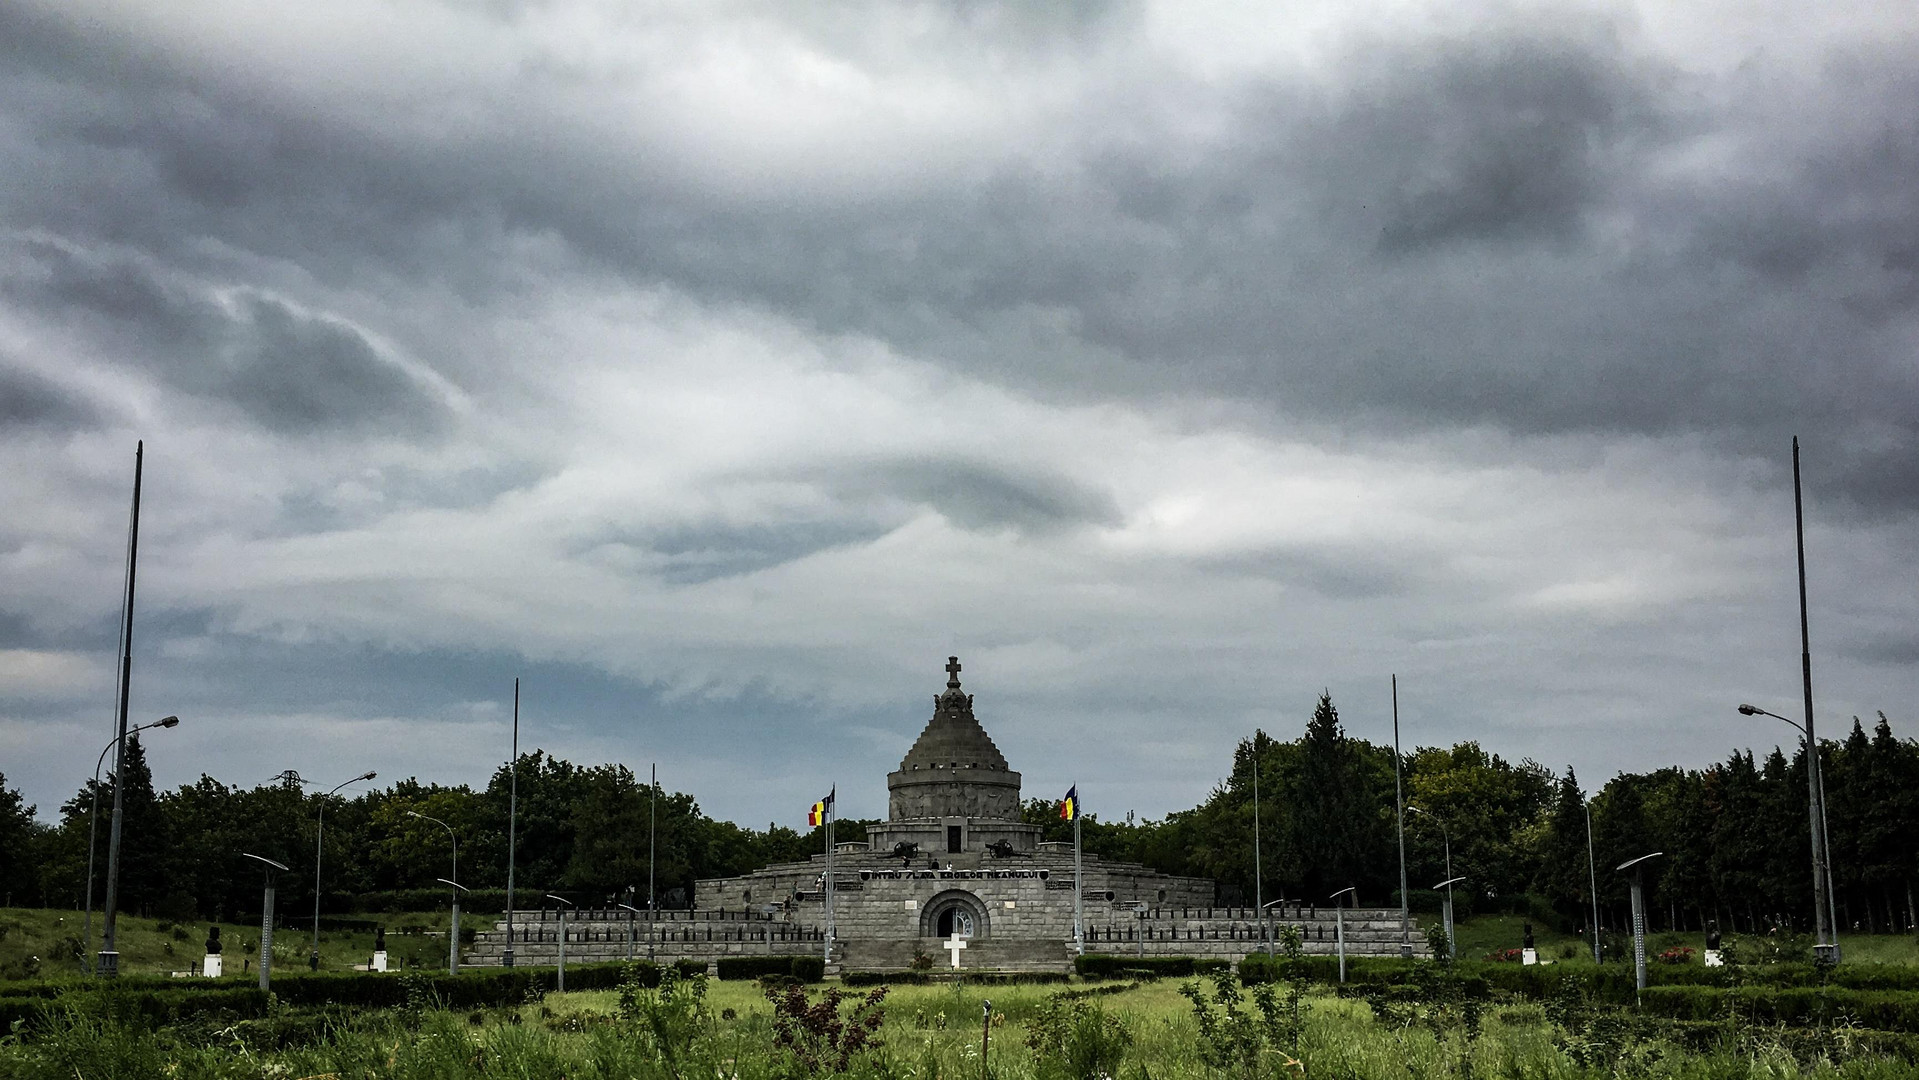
[944,930,968,968]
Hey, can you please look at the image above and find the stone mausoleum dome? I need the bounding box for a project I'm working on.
[867,656,1040,855]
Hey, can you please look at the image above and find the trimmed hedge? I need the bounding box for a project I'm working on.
[1073,955,1231,980]
[0,959,717,1033]
[841,971,1070,986]
[1641,985,1919,1033]
[0,986,270,1033]
[714,956,826,982]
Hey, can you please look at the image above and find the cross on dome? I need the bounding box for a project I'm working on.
[945,656,962,688]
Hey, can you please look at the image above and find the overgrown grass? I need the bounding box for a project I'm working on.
[5,966,1919,1079]
[0,906,467,980]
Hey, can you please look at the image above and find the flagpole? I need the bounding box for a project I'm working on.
[1073,784,1084,956]
[824,785,835,967]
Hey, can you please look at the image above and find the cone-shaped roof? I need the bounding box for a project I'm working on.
[897,656,1010,771]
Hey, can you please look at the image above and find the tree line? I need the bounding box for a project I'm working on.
[1017,693,1917,937]
[2,692,1913,935]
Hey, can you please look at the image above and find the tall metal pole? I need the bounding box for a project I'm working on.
[1392,676,1411,958]
[99,441,143,978]
[648,762,657,960]
[1586,801,1601,963]
[1793,437,1837,962]
[504,678,519,967]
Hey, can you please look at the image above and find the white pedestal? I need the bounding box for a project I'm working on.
[1522,948,1537,966]
[1704,949,1723,967]
[203,954,223,977]
[373,950,388,972]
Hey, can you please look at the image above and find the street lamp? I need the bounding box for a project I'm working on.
[617,902,644,962]
[85,714,178,974]
[1616,852,1663,992]
[1433,877,1466,960]
[1740,703,1840,962]
[407,811,460,973]
[1328,886,1357,983]
[243,852,290,991]
[1585,799,1602,964]
[546,894,574,991]
[310,771,377,970]
[1407,806,1455,956]
[438,879,469,974]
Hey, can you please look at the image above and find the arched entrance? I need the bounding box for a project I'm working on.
[920,889,989,939]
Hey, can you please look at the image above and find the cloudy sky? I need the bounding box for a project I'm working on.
[2,0,1915,830]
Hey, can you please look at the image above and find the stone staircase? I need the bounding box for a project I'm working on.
[838,937,1071,973]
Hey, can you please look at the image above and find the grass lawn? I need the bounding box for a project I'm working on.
[0,906,475,981]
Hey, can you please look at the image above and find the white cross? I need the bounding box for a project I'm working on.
[943,931,968,968]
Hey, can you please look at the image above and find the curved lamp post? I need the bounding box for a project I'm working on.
[438,878,469,973]
[85,714,178,974]
[1432,877,1466,959]
[546,894,575,990]
[1616,852,1664,991]
[617,902,645,962]
[1329,886,1357,982]
[407,811,460,972]
[1260,897,1286,955]
[244,852,291,991]
[1408,806,1456,956]
[1586,799,1602,963]
[1740,702,1839,962]
[310,771,377,970]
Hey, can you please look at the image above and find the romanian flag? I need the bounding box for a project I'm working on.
[807,788,835,827]
[1060,785,1079,822]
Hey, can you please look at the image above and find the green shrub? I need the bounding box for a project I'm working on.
[1073,955,1230,979]
[1025,994,1132,1080]
[715,956,826,982]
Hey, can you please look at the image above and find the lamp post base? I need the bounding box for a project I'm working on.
[501,950,514,968]
[1815,943,1841,964]
[95,950,119,976]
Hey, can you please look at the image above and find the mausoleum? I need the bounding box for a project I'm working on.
[466,657,1417,972]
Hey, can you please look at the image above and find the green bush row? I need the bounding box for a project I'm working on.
[713,956,825,982]
[840,971,1070,986]
[0,960,717,1034]
[0,986,270,1033]
[1641,985,1919,1032]
[1073,955,1231,980]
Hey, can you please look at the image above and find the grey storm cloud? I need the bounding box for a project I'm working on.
[3,4,1912,514]
[577,457,1121,586]
[2,0,1917,830]
[0,359,95,429]
[843,458,1125,534]
[3,242,447,436]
